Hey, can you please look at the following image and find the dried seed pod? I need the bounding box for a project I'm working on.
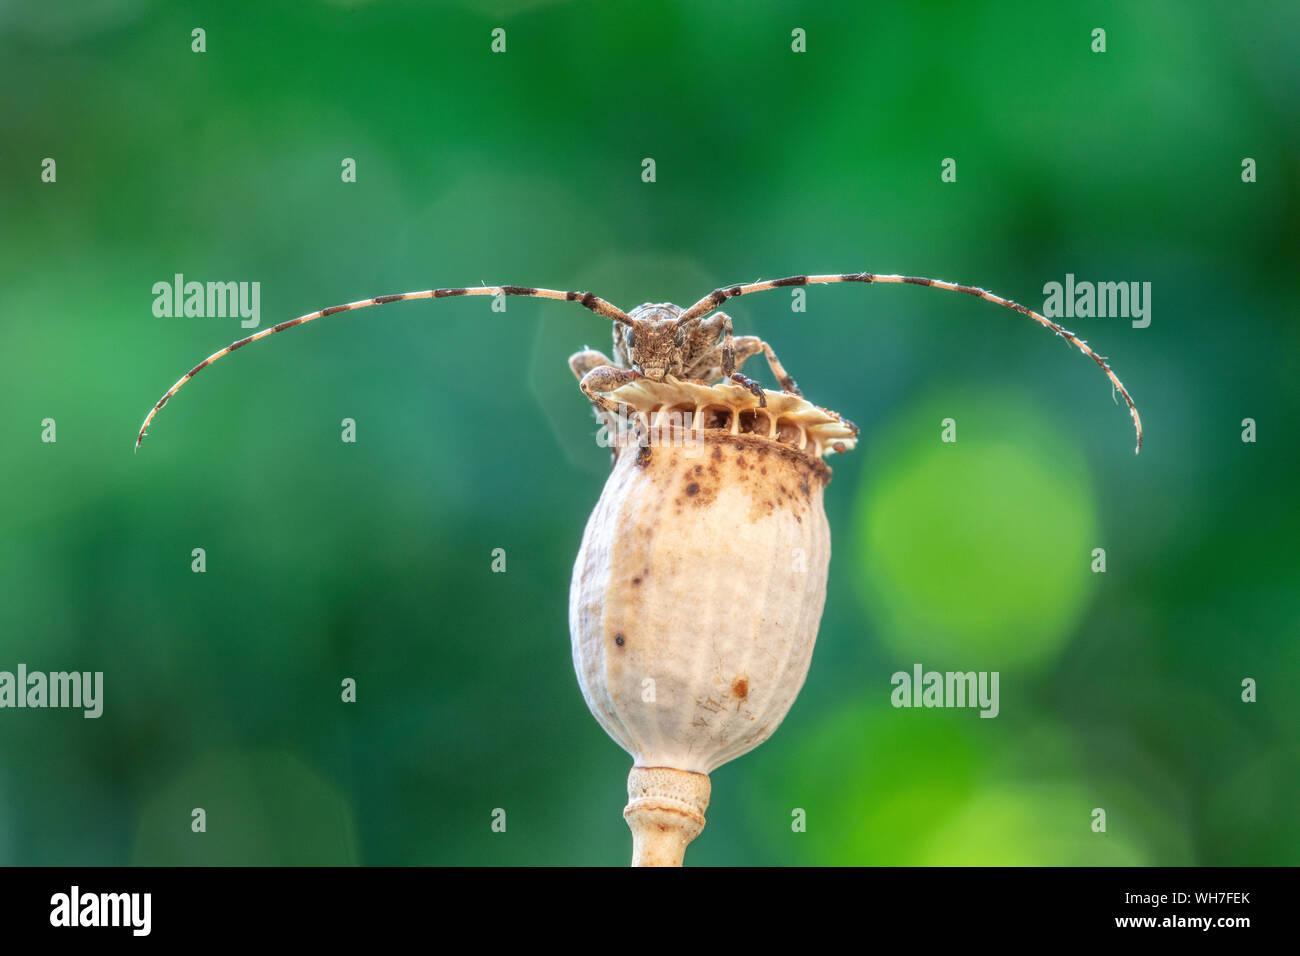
[569,378,856,866]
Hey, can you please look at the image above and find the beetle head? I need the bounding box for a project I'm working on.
[624,303,687,380]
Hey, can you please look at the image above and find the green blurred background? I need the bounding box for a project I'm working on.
[1,0,1296,865]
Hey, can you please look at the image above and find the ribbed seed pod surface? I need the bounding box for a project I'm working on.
[569,378,856,865]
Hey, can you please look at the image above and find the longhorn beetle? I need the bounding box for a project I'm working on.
[135,273,1143,453]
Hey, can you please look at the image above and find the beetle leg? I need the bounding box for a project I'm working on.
[729,372,767,407]
[569,349,615,381]
[578,364,642,413]
[695,335,763,379]
[691,336,801,399]
[749,338,802,397]
[696,311,738,376]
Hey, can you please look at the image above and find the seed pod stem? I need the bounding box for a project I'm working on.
[624,767,711,867]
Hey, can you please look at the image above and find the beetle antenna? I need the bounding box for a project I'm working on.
[135,284,632,450]
[679,273,1143,454]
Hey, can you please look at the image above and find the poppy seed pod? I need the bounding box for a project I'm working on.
[568,378,856,866]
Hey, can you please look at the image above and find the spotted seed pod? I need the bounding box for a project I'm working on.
[568,378,856,865]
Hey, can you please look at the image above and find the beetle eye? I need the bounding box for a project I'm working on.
[625,330,636,349]
[673,329,685,347]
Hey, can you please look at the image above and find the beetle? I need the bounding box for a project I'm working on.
[566,300,803,413]
[135,272,1142,453]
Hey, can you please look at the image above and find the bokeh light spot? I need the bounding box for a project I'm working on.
[852,391,1099,670]
[919,784,1147,866]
